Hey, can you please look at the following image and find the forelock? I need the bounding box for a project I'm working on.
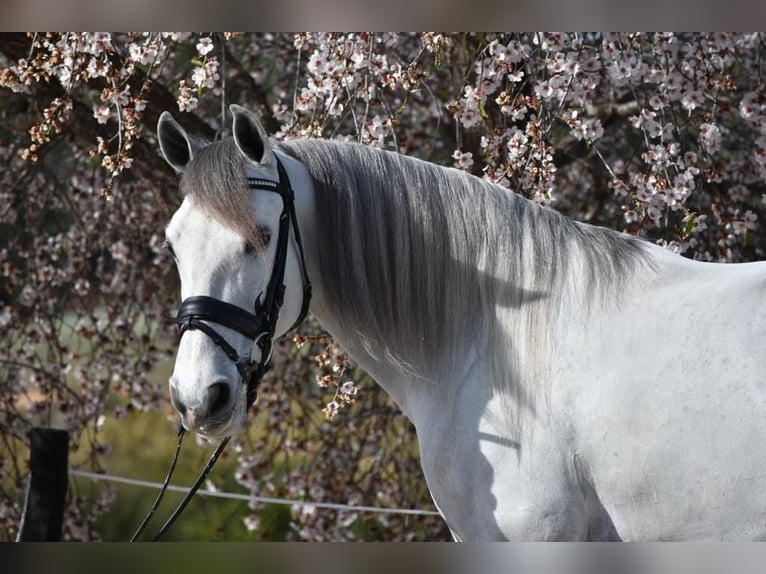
[179,138,262,249]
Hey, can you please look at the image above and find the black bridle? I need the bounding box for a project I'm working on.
[131,156,311,542]
[172,156,312,408]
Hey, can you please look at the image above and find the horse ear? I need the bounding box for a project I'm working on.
[230,104,273,165]
[157,112,198,173]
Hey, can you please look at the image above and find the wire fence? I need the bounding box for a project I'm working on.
[69,469,442,517]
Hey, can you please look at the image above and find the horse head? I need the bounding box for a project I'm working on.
[158,105,311,438]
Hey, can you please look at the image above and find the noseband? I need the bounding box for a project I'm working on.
[170,156,312,407]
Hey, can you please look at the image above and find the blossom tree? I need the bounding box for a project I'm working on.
[0,32,763,541]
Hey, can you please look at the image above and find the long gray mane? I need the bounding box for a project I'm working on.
[182,137,650,414]
[279,140,650,393]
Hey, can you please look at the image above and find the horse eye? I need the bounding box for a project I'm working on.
[244,229,270,255]
[257,226,272,247]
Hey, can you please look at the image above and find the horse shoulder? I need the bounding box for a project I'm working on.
[408,355,596,540]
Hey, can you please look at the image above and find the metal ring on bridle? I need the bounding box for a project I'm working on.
[252,331,274,365]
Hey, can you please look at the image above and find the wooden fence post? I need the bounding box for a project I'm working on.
[17,427,69,542]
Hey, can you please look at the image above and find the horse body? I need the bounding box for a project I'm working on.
[158,106,766,540]
[344,244,766,541]
[559,249,766,540]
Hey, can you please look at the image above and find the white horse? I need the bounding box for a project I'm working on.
[158,105,766,541]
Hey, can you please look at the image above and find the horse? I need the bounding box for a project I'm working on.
[157,104,766,541]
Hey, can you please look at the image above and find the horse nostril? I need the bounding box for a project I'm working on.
[202,381,232,419]
[169,383,186,416]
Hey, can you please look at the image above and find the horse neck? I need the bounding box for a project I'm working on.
[288,142,650,429]
[289,153,468,420]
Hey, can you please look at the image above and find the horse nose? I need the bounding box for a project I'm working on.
[169,379,233,430]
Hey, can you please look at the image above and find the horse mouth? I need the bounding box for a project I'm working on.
[181,408,240,439]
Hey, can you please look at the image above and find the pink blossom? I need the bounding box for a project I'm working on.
[699,122,722,153]
[93,105,110,124]
[196,36,214,56]
[452,150,474,170]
